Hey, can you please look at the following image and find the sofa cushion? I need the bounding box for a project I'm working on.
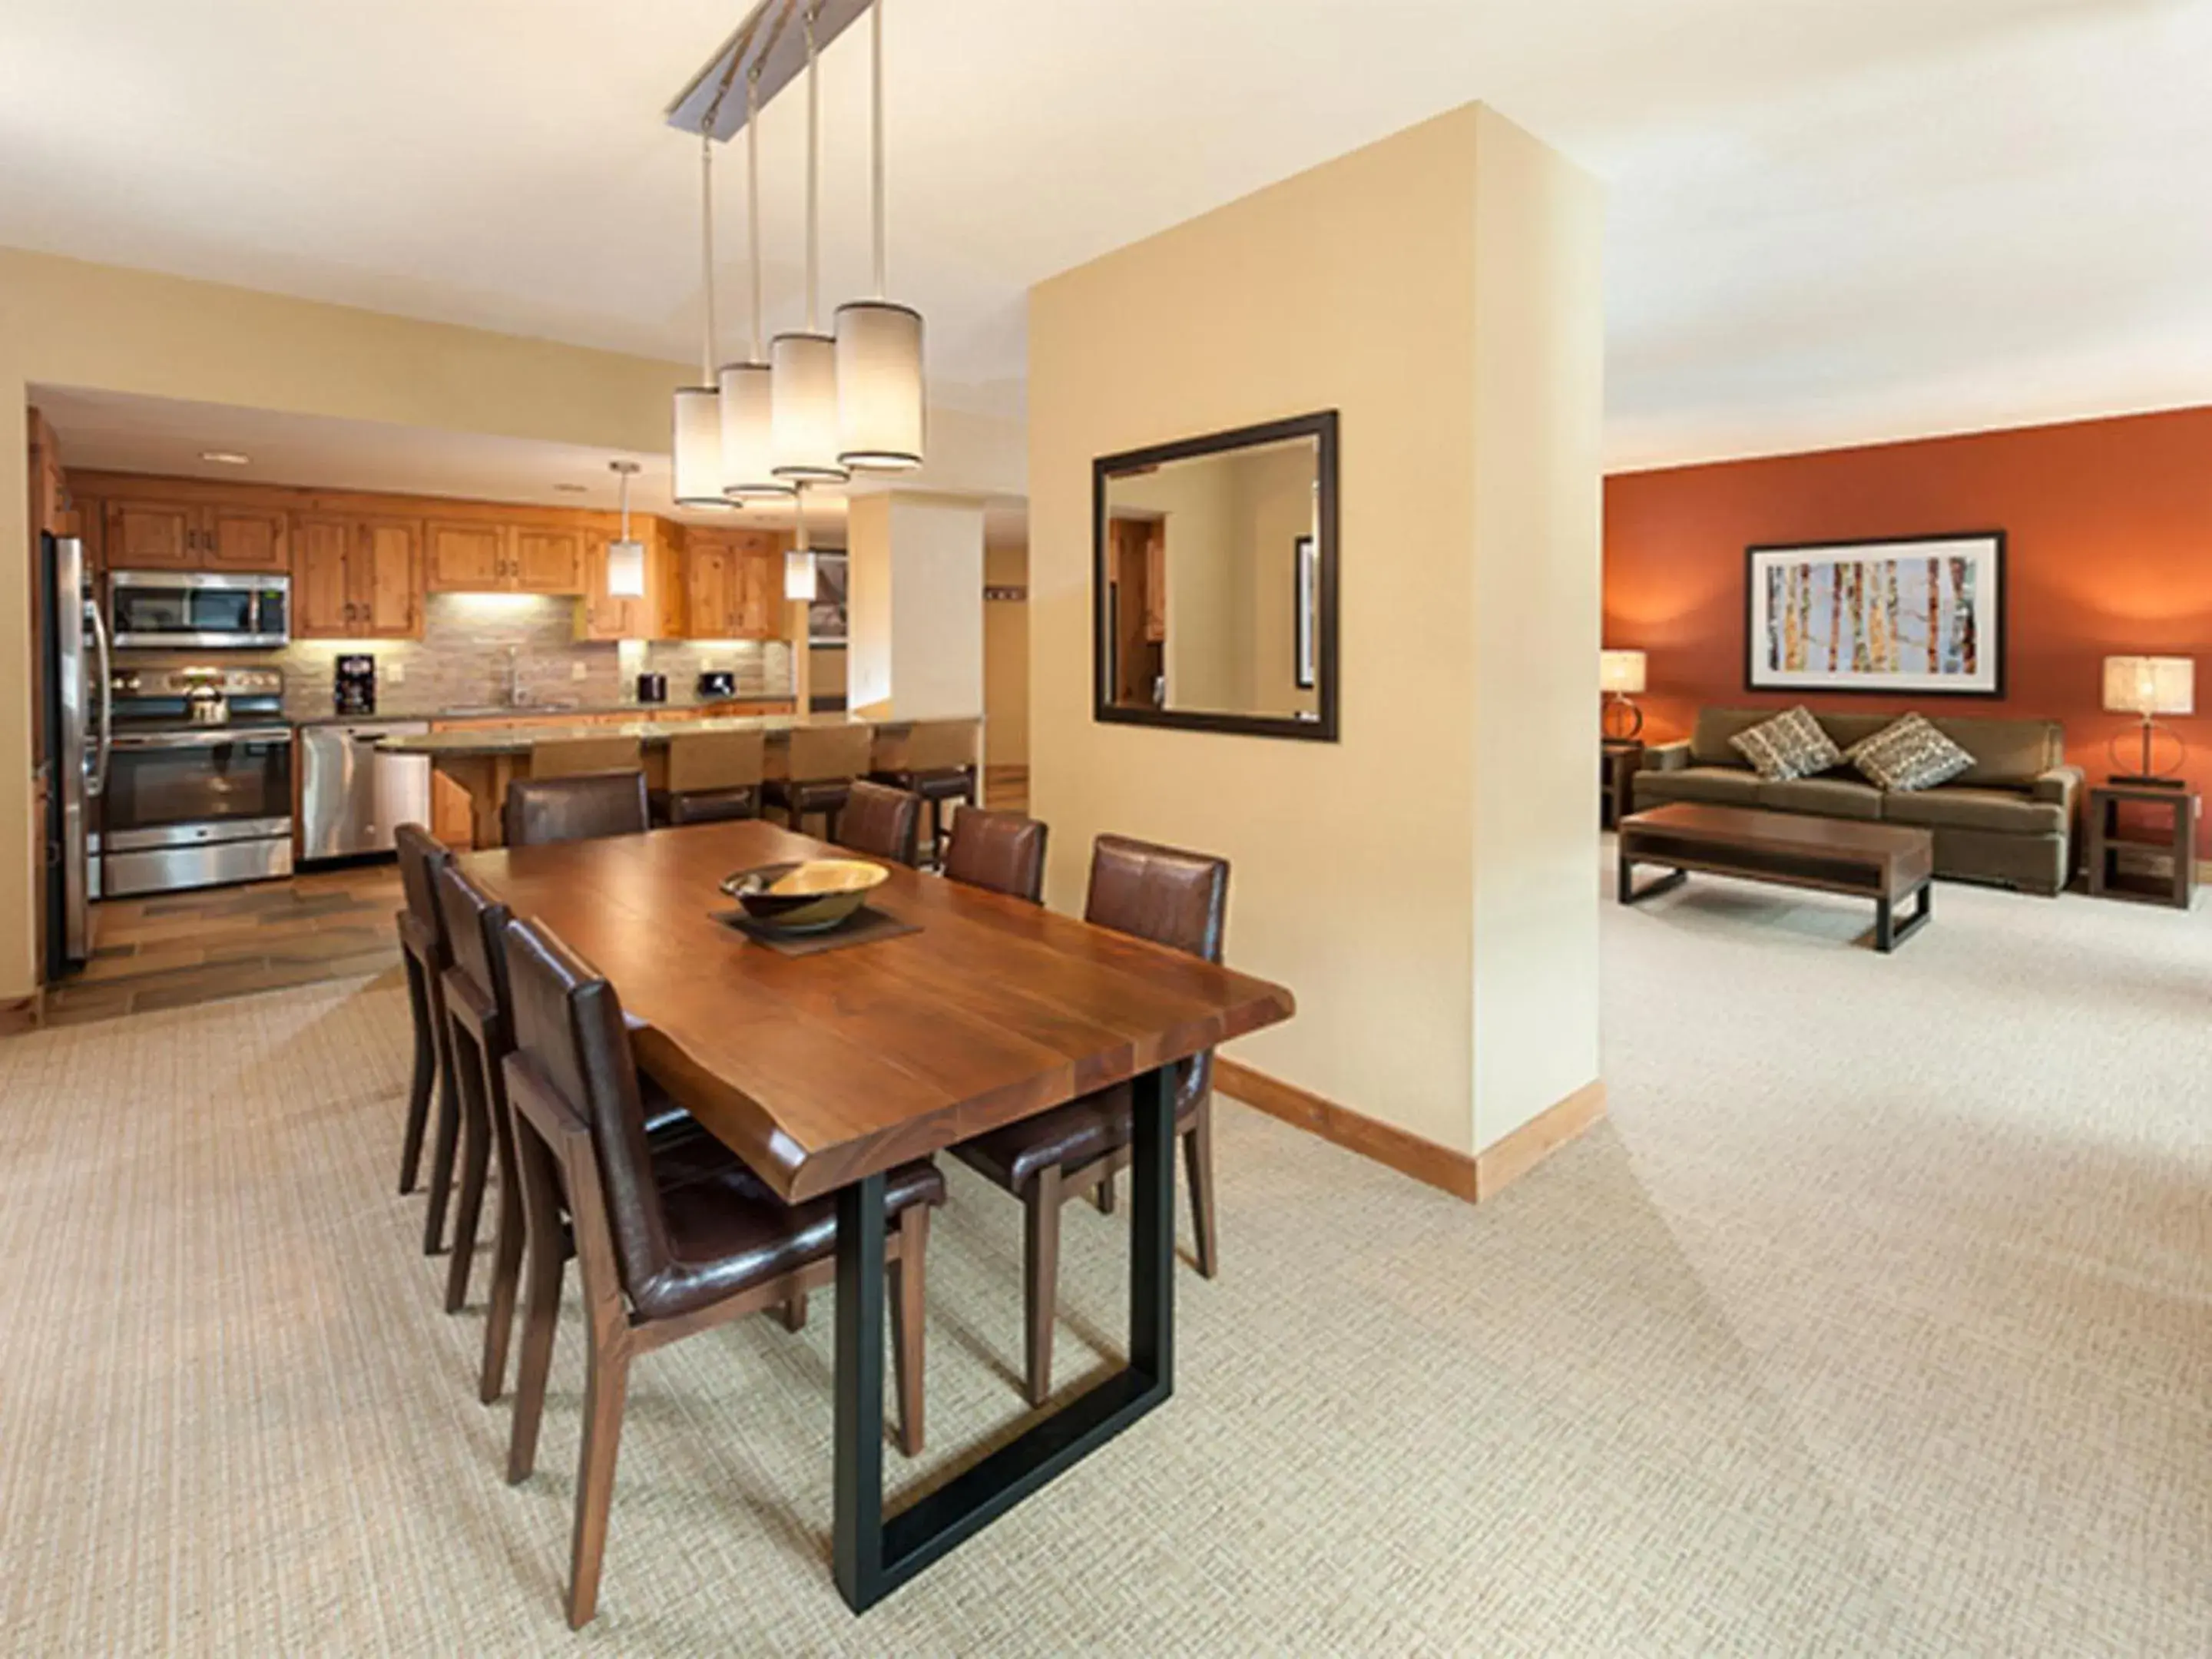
[1926,717,2062,788]
[1634,766,1763,809]
[1755,777,1886,821]
[1730,706,1845,782]
[1880,786,2066,836]
[1846,714,1975,792]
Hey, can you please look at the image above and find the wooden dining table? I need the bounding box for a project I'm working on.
[457,818,1294,1612]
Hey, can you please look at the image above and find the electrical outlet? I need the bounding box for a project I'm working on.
[571,661,588,680]
[386,662,406,685]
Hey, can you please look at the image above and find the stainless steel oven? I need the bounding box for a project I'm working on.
[110,569,290,650]
[101,667,294,897]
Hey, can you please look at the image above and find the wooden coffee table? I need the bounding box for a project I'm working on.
[1618,803,1935,952]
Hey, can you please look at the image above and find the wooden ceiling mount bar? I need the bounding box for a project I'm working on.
[665,0,874,141]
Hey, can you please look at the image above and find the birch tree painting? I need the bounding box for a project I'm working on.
[1747,535,2004,696]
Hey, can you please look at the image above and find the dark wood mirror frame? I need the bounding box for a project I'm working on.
[1091,409,1339,743]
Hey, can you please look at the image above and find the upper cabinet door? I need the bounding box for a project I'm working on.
[202,504,289,572]
[293,516,353,637]
[426,519,508,591]
[106,500,197,569]
[687,545,735,638]
[359,518,424,637]
[737,545,776,639]
[512,526,584,594]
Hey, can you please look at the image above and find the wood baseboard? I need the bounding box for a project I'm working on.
[0,994,44,1038]
[1472,1078,1608,1200]
[1216,1058,1605,1204]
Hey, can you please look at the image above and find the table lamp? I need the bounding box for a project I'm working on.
[2101,655,2194,786]
[1600,649,1648,741]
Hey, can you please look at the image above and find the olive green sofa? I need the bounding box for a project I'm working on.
[1631,707,2081,896]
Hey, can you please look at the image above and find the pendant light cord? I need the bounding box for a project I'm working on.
[698,131,717,381]
[804,5,821,334]
[871,0,886,298]
[793,481,809,555]
[747,69,764,360]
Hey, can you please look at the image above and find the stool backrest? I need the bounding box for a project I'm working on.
[531,736,643,780]
[786,722,875,783]
[667,729,766,793]
[503,772,651,848]
[903,719,978,773]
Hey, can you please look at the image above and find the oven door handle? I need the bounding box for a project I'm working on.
[109,728,295,751]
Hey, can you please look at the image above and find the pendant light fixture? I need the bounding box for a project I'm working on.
[671,127,728,507]
[770,6,848,484]
[606,461,647,598]
[718,67,790,502]
[785,481,819,600]
[836,0,925,471]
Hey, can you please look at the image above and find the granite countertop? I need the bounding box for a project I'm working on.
[293,694,793,727]
[376,709,976,757]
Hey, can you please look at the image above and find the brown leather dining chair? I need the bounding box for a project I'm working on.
[834,779,922,866]
[395,824,462,1256]
[432,860,724,1399]
[941,808,1048,903]
[952,833,1227,1406]
[650,729,765,826]
[502,771,650,848]
[499,916,946,1628]
[760,722,876,840]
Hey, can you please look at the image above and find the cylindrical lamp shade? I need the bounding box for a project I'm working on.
[2103,655,2195,716]
[1600,649,1648,694]
[834,301,925,471]
[604,539,647,599]
[717,361,790,502]
[770,333,848,483]
[785,548,818,601]
[671,386,725,507]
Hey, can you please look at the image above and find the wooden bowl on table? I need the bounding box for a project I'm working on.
[720,859,889,935]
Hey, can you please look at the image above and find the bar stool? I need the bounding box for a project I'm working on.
[872,719,979,866]
[760,723,876,841]
[394,823,462,1255]
[650,730,764,826]
[529,735,642,780]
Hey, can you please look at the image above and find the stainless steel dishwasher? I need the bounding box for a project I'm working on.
[300,721,432,861]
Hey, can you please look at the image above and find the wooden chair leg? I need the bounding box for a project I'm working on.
[888,1204,929,1456]
[783,1290,809,1332]
[442,1025,493,1313]
[478,1154,525,1402]
[1023,1166,1063,1408]
[419,1028,461,1257]
[1184,1096,1218,1279]
[565,1340,631,1630]
[506,1124,566,1485]
[397,948,435,1194]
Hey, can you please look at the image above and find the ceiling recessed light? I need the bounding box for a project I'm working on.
[553,482,588,494]
[200,450,250,465]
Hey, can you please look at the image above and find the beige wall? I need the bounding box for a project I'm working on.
[846,492,985,720]
[983,542,1029,770]
[0,246,697,998]
[1028,104,1602,1158]
[1235,444,1320,719]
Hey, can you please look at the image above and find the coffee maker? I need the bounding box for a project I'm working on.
[334,654,376,716]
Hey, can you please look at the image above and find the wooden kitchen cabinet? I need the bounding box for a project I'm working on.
[580,521,687,642]
[684,529,784,640]
[204,504,290,571]
[105,500,197,569]
[426,520,507,591]
[512,526,584,594]
[292,514,423,639]
[104,498,288,573]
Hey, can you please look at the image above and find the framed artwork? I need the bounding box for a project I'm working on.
[1746,531,2005,697]
[808,549,849,648]
[1294,534,1318,690]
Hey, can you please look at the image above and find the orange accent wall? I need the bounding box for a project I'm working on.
[1604,405,2212,854]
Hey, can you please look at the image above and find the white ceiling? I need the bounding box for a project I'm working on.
[6,0,2210,469]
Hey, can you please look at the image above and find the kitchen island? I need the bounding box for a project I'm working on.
[380,710,979,849]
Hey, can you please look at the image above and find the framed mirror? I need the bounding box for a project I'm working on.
[1093,410,1339,742]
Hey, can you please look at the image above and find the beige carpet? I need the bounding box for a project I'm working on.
[2,865,2207,1654]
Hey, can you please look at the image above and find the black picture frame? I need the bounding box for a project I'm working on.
[1743,530,2007,699]
[1091,409,1339,743]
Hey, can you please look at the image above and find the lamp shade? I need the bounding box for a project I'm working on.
[834,301,925,471]
[717,360,790,502]
[770,332,848,483]
[671,386,725,508]
[785,548,818,601]
[2102,655,2194,717]
[604,539,647,599]
[1600,649,1648,695]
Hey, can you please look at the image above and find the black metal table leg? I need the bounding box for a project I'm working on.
[833,1064,1177,1613]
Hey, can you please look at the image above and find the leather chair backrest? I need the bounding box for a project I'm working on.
[836,780,921,866]
[433,859,513,1036]
[942,809,1048,903]
[503,771,651,847]
[531,737,644,780]
[667,730,766,793]
[394,823,453,959]
[1085,834,1229,1109]
[502,916,671,1301]
[786,722,876,783]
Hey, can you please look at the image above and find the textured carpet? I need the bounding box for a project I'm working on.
[1,866,2207,1654]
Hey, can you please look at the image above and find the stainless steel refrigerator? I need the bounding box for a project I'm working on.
[39,534,111,979]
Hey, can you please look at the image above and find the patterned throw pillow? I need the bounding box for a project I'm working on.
[1847,715,1975,792]
[1729,706,1844,782]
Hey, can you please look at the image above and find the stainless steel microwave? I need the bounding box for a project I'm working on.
[110,569,290,649]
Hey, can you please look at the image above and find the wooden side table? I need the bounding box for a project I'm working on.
[1601,740,1644,831]
[2086,783,2199,909]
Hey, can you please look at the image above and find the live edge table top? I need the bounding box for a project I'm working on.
[458,820,1295,1204]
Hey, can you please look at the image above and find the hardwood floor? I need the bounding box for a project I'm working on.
[43,864,402,1029]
